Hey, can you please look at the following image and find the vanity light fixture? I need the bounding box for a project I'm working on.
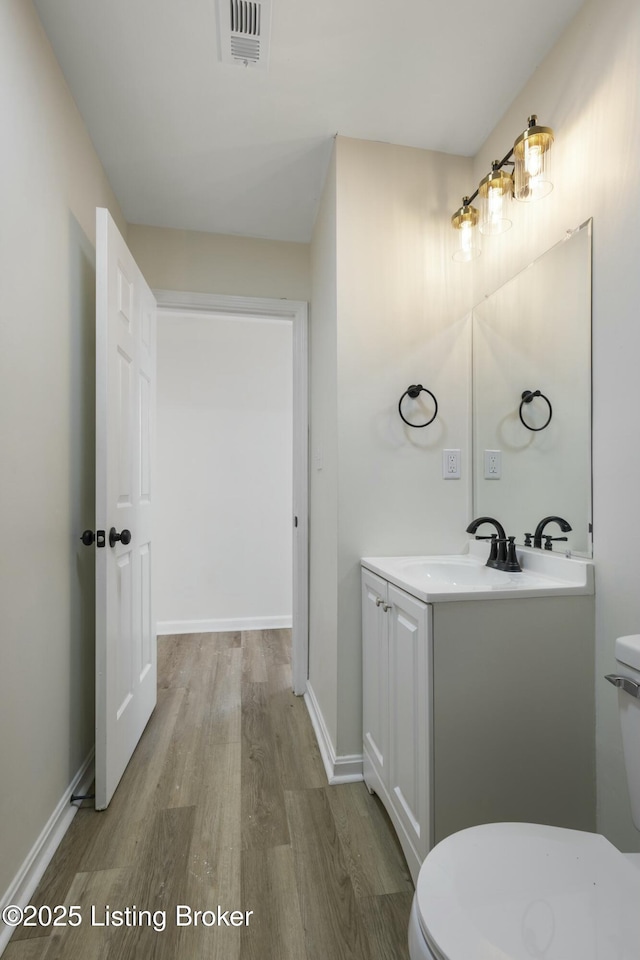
[451,115,555,260]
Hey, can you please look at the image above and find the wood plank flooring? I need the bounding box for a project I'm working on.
[6,630,413,960]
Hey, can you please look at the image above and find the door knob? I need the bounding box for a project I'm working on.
[109,527,132,548]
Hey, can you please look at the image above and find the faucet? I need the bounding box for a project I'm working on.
[526,516,572,550]
[466,517,513,570]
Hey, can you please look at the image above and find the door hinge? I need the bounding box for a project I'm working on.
[294,516,298,527]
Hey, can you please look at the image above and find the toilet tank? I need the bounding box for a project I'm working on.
[615,635,640,831]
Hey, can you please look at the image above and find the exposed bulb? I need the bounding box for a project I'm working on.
[524,142,543,179]
[487,185,503,225]
[460,220,474,255]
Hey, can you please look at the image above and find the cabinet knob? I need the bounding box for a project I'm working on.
[375,597,384,607]
[382,603,391,612]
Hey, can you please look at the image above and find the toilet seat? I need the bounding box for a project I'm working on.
[414,822,640,960]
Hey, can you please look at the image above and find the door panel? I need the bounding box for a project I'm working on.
[362,569,389,785]
[95,208,157,810]
[388,585,432,859]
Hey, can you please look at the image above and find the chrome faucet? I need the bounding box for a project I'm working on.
[525,516,572,550]
[466,517,521,572]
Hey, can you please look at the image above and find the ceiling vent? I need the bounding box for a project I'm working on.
[217,0,272,69]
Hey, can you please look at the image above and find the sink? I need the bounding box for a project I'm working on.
[361,542,594,602]
[390,557,512,587]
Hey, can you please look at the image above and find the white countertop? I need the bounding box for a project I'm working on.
[361,541,594,602]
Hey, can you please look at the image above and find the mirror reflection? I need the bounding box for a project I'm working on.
[472,220,592,557]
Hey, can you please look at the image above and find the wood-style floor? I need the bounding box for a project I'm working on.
[6,630,413,959]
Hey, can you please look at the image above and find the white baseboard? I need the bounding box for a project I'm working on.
[304,682,363,785]
[0,750,95,957]
[157,615,293,636]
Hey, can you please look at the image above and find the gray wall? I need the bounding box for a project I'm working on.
[0,0,127,902]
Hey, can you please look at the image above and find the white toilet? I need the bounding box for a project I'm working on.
[408,634,640,960]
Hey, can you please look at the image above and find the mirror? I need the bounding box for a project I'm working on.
[472,220,592,557]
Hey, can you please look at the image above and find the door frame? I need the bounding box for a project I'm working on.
[153,289,309,695]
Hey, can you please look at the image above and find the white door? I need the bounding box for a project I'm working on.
[95,207,157,810]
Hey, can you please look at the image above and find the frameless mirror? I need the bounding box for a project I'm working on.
[472,220,592,557]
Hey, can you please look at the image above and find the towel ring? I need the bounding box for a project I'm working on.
[519,389,552,431]
[398,384,438,428]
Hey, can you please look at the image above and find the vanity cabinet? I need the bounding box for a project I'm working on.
[362,563,596,885]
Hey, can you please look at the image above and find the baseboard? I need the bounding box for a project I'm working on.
[157,615,293,635]
[304,683,363,785]
[0,750,95,957]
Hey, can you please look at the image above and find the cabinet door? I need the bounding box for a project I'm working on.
[362,569,389,787]
[388,585,432,860]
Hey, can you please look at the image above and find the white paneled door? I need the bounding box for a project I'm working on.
[95,208,157,810]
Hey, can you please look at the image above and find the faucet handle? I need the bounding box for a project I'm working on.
[524,532,533,547]
[474,533,499,565]
[503,536,522,572]
[543,535,568,550]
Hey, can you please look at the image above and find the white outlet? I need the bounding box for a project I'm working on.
[442,449,461,479]
[484,449,501,479]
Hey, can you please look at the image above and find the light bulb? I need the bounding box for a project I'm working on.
[460,221,473,254]
[525,143,543,178]
[513,116,554,202]
[487,186,502,223]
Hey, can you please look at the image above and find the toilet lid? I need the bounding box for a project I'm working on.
[416,823,640,960]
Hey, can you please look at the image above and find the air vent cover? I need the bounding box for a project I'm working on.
[217,0,272,68]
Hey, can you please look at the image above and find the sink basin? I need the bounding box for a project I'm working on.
[361,543,594,602]
[391,557,511,587]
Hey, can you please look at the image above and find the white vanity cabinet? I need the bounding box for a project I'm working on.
[361,557,596,885]
[362,568,433,873]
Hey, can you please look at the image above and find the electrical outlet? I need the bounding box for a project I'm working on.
[442,449,461,479]
[484,449,501,479]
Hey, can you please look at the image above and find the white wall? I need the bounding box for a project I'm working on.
[310,138,473,760]
[0,0,126,911]
[309,149,340,750]
[471,0,640,850]
[335,139,474,757]
[128,224,310,302]
[155,312,293,632]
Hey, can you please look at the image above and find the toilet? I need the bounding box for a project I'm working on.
[408,635,640,960]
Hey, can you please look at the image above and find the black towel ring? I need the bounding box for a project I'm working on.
[519,389,552,431]
[398,384,438,428]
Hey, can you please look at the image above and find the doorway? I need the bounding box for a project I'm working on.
[154,291,309,695]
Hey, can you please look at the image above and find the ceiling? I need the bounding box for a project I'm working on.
[34,0,586,243]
